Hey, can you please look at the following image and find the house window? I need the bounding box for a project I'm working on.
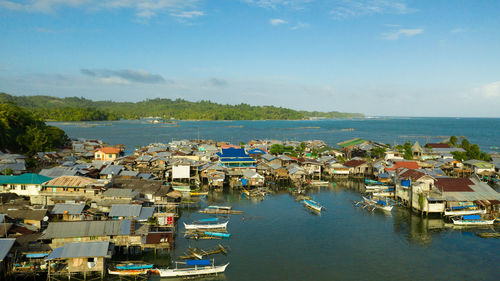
[20,185,27,190]
[63,187,68,191]
[108,154,113,158]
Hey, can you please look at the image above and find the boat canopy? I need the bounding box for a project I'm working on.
[377,200,387,206]
[199,218,218,222]
[462,215,481,220]
[186,260,211,266]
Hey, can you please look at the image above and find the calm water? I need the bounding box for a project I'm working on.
[49,118,500,281]
[50,117,500,154]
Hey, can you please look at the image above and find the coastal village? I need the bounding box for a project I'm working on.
[1,136,500,280]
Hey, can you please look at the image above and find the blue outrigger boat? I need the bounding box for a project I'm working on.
[303,199,323,212]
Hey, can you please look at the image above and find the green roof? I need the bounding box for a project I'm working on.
[0,173,52,185]
[337,138,368,148]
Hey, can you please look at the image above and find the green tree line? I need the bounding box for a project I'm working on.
[0,93,363,121]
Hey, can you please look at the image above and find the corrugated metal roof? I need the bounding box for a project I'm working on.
[109,204,142,217]
[100,165,124,175]
[137,207,154,221]
[51,203,85,215]
[102,188,139,198]
[0,238,16,261]
[42,220,130,239]
[119,170,140,177]
[39,167,78,178]
[42,176,98,188]
[46,241,109,260]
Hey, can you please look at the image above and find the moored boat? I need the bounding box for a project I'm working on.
[183,218,229,230]
[116,263,154,270]
[303,199,323,212]
[156,260,229,278]
[451,215,495,226]
[108,269,148,276]
[362,196,393,212]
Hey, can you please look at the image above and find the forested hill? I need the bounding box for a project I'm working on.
[0,93,364,121]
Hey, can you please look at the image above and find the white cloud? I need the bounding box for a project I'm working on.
[477,81,500,98]
[270,18,288,25]
[243,0,313,9]
[0,0,201,21]
[291,22,309,30]
[171,10,204,19]
[330,0,416,19]
[381,28,422,40]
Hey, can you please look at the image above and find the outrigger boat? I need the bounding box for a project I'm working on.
[155,260,229,278]
[183,218,228,230]
[116,263,154,270]
[362,196,393,212]
[451,215,495,226]
[199,205,244,215]
[444,205,486,216]
[303,199,323,212]
[173,186,191,192]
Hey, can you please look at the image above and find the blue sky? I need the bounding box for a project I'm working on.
[1,0,499,117]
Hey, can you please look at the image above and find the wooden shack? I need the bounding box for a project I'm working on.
[46,241,110,281]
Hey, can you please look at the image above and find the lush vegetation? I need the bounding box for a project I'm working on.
[0,102,69,155]
[395,141,414,160]
[450,137,491,161]
[0,93,364,121]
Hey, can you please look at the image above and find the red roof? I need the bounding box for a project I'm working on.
[425,143,451,148]
[399,169,426,180]
[434,178,474,192]
[97,147,121,154]
[344,160,366,167]
[386,161,419,171]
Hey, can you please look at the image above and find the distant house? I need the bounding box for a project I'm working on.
[94,147,121,161]
[0,173,52,198]
[5,208,47,229]
[101,188,139,201]
[41,220,143,248]
[344,160,371,176]
[50,203,86,221]
[217,148,256,169]
[36,176,110,206]
[108,204,154,221]
[463,160,496,175]
[45,241,111,277]
[241,170,265,187]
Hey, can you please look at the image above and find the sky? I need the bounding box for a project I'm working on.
[0,0,500,117]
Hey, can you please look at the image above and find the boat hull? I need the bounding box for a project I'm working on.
[444,209,486,216]
[303,200,322,212]
[452,219,495,226]
[184,221,228,230]
[157,263,229,277]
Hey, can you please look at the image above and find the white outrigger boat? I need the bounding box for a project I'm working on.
[444,208,486,216]
[451,215,495,226]
[183,218,228,230]
[365,185,389,190]
[362,196,393,212]
[155,260,229,278]
[303,199,323,212]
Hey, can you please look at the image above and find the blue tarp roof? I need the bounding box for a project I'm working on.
[186,260,211,266]
[216,148,249,158]
[220,157,255,162]
[462,215,481,220]
[248,149,266,154]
